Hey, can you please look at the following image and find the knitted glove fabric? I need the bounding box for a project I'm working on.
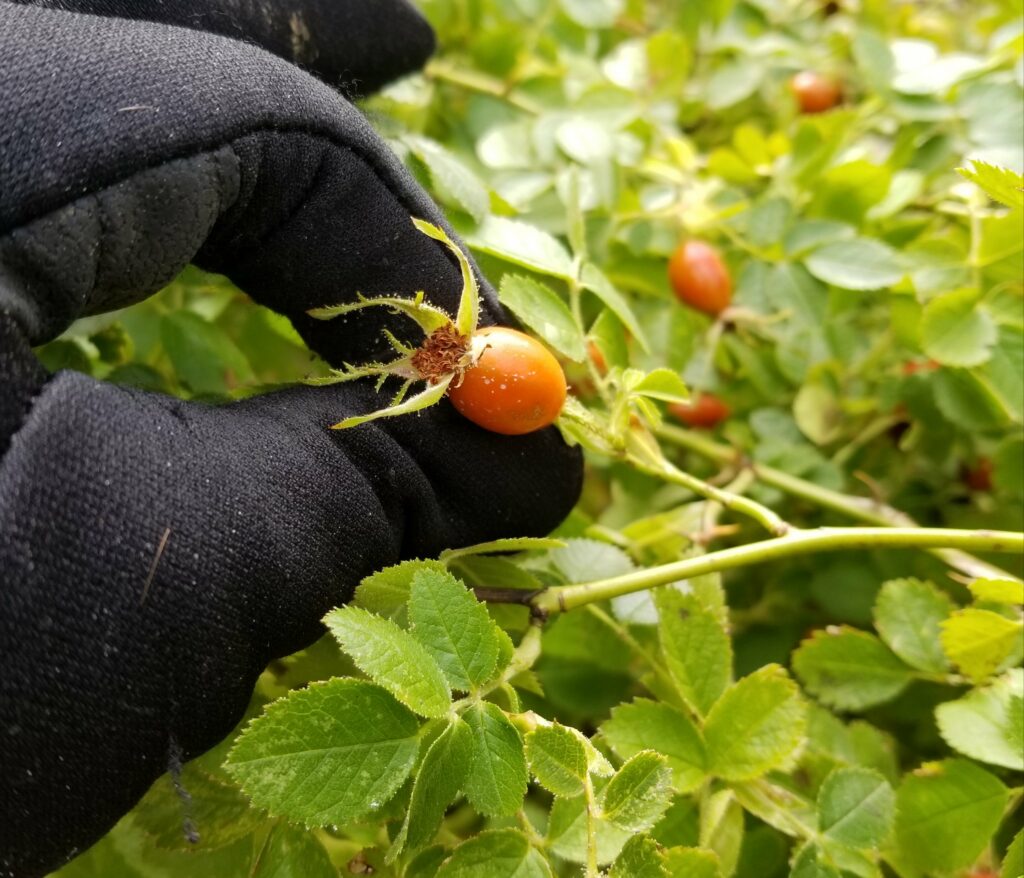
[0,4,583,875]
[3,0,437,96]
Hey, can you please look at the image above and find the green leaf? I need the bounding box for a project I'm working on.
[703,665,807,781]
[706,57,762,109]
[463,701,528,818]
[793,379,844,446]
[816,767,894,850]
[698,789,744,878]
[408,569,502,691]
[413,219,480,337]
[732,778,817,840]
[957,160,1024,210]
[331,375,454,430]
[435,829,553,877]
[784,221,856,258]
[940,608,1024,682]
[789,843,841,878]
[441,537,566,562]
[477,122,535,171]
[407,846,448,878]
[251,823,335,878]
[589,308,630,370]
[610,835,668,878]
[793,627,915,711]
[133,766,263,851]
[354,560,448,625]
[468,216,573,280]
[813,159,892,224]
[549,539,635,584]
[663,846,722,878]
[547,783,633,865]
[524,723,590,797]
[853,28,895,91]
[977,212,1024,266]
[873,578,954,674]
[580,263,651,351]
[657,591,732,717]
[556,115,616,165]
[599,751,673,832]
[1004,829,1024,878]
[161,312,254,396]
[631,368,690,403]
[935,669,1024,770]
[804,238,905,290]
[894,759,1009,873]
[601,699,707,792]
[393,718,473,858]
[921,289,997,367]
[933,367,1012,430]
[560,0,623,28]
[975,327,1023,424]
[225,679,419,825]
[323,606,451,717]
[406,136,490,222]
[499,274,586,361]
[970,577,1024,605]
[868,170,925,220]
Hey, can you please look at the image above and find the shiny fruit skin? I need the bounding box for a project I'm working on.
[668,394,731,429]
[668,241,732,316]
[449,327,567,436]
[791,71,842,113]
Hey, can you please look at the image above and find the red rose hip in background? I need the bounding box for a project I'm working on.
[791,71,843,113]
[668,393,731,429]
[668,241,733,316]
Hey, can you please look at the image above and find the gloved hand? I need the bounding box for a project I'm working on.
[0,3,583,876]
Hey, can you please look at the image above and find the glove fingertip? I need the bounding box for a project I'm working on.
[332,0,438,97]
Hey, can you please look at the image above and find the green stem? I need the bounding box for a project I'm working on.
[629,449,791,537]
[585,605,678,696]
[832,413,905,468]
[478,624,543,698]
[534,527,1024,614]
[654,422,1020,581]
[424,59,543,115]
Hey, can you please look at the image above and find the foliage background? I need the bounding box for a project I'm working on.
[44,0,1023,875]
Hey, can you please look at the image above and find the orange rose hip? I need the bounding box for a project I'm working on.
[448,327,567,435]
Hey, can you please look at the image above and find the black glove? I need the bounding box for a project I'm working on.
[0,4,583,876]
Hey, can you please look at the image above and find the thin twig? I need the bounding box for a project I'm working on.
[533,527,1024,615]
[654,422,1019,581]
[631,451,792,537]
[424,59,543,115]
[472,587,543,605]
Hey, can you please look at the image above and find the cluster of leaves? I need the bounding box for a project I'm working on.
[58,540,1023,877]
[48,0,1023,876]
